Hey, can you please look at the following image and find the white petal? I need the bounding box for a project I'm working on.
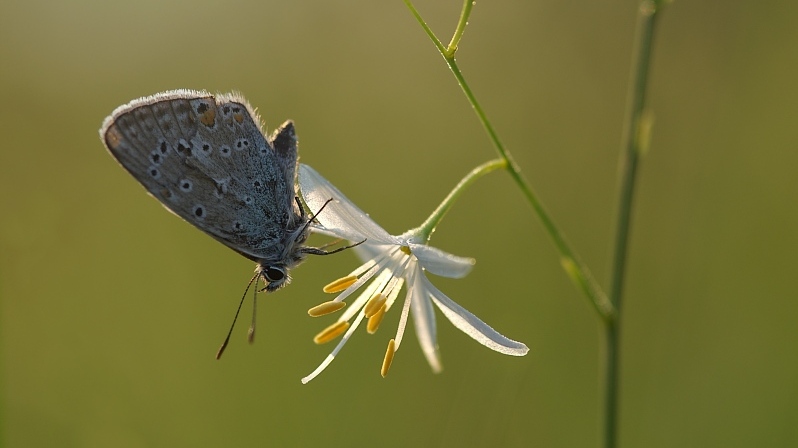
[410,244,475,279]
[299,164,398,245]
[424,276,529,356]
[306,224,346,240]
[409,264,442,373]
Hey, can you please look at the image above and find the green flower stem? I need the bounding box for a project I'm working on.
[404,0,613,320]
[415,158,507,241]
[604,2,661,448]
[446,0,473,55]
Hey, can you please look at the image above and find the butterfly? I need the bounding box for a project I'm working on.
[100,90,360,356]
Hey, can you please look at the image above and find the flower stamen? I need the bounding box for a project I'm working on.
[381,339,396,378]
[363,294,387,318]
[308,301,347,317]
[367,304,387,334]
[323,275,359,293]
[314,321,350,344]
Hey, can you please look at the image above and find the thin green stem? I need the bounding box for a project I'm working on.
[415,158,507,242]
[403,0,447,55]
[404,0,613,320]
[604,2,660,448]
[446,0,473,55]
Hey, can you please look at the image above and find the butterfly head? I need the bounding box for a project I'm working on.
[256,221,312,291]
[259,264,290,292]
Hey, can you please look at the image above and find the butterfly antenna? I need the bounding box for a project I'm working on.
[316,238,346,250]
[247,275,259,344]
[300,197,367,255]
[298,197,334,237]
[216,272,259,359]
[307,238,366,256]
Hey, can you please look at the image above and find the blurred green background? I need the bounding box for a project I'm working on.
[2,0,797,446]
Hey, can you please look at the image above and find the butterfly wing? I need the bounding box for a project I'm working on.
[100,90,303,262]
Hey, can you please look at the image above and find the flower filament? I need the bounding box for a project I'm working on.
[304,246,412,379]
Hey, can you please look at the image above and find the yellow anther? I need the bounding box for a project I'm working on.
[323,275,358,293]
[313,321,350,344]
[366,304,387,334]
[363,294,387,318]
[307,301,346,317]
[381,339,396,378]
[400,246,412,256]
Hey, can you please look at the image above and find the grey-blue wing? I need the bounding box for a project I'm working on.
[100,90,299,261]
[269,120,300,208]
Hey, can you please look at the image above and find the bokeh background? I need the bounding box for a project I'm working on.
[2,0,797,446]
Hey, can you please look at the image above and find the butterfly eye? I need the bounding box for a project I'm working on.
[264,266,285,283]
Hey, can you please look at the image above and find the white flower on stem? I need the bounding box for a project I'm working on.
[298,164,528,383]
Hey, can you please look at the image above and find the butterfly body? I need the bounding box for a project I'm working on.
[100,90,310,291]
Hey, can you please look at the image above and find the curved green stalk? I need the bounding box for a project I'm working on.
[403,0,613,320]
[403,1,663,448]
[604,2,660,447]
[415,158,507,241]
[446,0,473,55]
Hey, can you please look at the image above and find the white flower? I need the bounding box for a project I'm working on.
[298,164,528,383]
